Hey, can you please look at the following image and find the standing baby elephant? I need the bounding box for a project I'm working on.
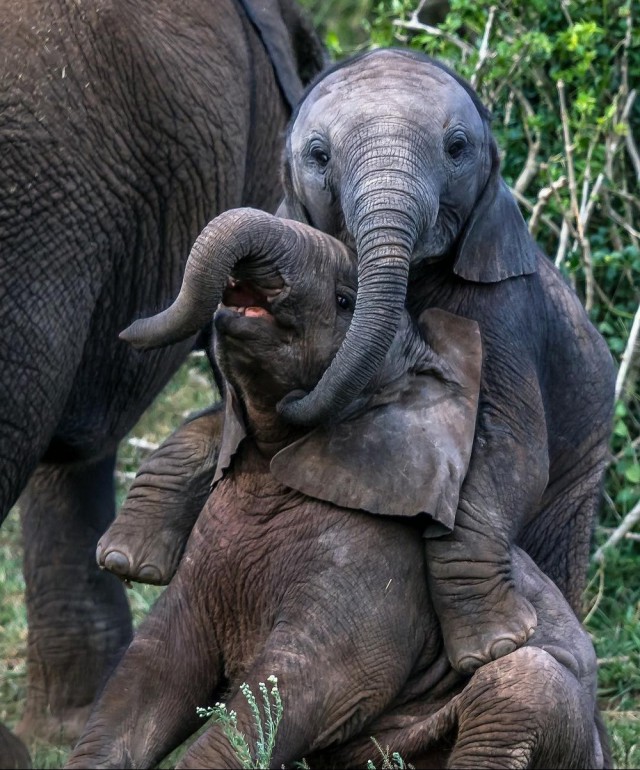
[0,0,322,745]
[68,209,605,769]
[123,47,617,676]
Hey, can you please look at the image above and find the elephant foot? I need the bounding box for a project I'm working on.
[98,406,224,585]
[441,584,537,675]
[97,518,187,586]
[15,704,92,747]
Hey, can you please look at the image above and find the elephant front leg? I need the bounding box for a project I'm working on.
[425,429,547,674]
[16,454,132,745]
[97,404,224,585]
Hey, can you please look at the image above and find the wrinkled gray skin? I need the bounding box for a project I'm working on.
[0,0,322,747]
[68,210,604,770]
[122,49,616,676]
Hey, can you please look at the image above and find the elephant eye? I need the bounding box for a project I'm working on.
[447,135,468,159]
[336,292,353,311]
[309,146,330,169]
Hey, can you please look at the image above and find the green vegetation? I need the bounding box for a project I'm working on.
[1,1,638,767]
[196,677,284,769]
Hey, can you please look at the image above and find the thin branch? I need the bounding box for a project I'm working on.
[615,298,640,402]
[598,527,640,544]
[583,562,605,624]
[392,18,475,56]
[607,188,640,209]
[527,177,566,236]
[510,186,561,237]
[593,498,640,564]
[606,205,640,240]
[470,5,496,89]
[554,218,571,268]
[625,121,640,182]
[557,79,595,311]
[580,172,606,232]
[511,87,542,195]
[614,433,640,462]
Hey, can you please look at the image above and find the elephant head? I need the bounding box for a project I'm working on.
[121,206,482,533]
[274,48,537,426]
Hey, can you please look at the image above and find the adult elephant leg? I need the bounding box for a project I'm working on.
[97,404,224,585]
[16,454,131,744]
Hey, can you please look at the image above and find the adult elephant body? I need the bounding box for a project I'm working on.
[125,49,616,676]
[0,0,321,743]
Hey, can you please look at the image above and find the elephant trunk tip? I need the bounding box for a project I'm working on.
[119,315,184,350]
[277,385,349,428]
[119,318,163,350]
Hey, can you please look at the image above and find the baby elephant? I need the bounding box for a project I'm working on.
[68,210,604,769]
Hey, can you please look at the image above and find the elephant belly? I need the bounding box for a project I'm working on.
[188,457,442,722]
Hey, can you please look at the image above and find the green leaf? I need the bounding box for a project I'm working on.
[624,464,640,484]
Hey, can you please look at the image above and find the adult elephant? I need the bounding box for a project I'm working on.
[124,49,616,677]
[0,0,322,745]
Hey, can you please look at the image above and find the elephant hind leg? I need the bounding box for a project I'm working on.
[339,647,601,770]
[97,405,224,586]
[16,454,132,746]
[447,646,601,769]
[519,459,608,615]
[66,575,223,770]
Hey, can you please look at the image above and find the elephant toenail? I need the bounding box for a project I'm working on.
[457,655,484,674]
[104,550,132,576]
[490,638,517,660]
[137,564,163,584]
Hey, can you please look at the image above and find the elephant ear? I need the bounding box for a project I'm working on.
[270,308,483,535]
[275,154,311,224]
[212,384,247,487]
[238,0,322,111]
[453,140,538,283]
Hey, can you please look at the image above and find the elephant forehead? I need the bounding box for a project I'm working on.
[295,52,482,138]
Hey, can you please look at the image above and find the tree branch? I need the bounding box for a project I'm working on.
[593,498,640,564]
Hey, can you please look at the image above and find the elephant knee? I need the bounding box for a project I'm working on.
[451,647,600,769]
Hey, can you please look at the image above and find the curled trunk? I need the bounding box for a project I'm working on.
[120,208,330,349]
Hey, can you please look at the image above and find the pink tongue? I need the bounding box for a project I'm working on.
[245,306,270,318]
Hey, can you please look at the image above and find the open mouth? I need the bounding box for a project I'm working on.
[220,277,283,319]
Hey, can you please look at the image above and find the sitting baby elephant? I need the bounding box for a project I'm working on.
[68,209,605,769]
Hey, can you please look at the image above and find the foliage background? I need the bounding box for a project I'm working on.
[1,0,639,767]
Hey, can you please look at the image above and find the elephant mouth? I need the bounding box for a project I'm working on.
[215,275,292,340]
[221,277,282,319]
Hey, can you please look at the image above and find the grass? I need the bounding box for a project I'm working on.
[1,354,638,768]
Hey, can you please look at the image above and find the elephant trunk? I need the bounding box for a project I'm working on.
[120,208,305,349]
[280,194,428,426]
[280,131,438,426]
